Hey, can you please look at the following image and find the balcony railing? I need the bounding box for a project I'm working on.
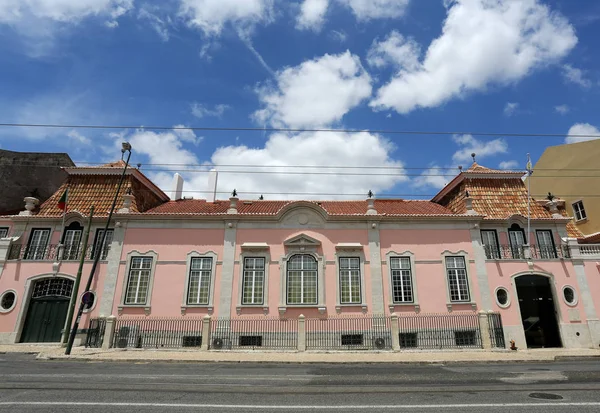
[7,244,111,261]
[484,244,570,260]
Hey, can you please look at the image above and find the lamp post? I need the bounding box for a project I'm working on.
[65,142,132,355]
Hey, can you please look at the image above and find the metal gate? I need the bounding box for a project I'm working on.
[20,278,74,343]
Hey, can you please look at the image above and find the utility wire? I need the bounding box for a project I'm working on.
[1,122,600,139]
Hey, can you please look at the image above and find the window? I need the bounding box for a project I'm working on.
[287,254,318,305]
[339,257,361,304]
[536,230,556,259]
[124,257,153,305]
[390,257,414,303]
[63,229,82,260]
[0,228,8,238]
[25,229,50,260]
[495,287,509,308]
[508,227,526,259]
[242,257,265,305]
[92,229,114,260]
[454,330,477,346]
[573,201,587,221]
[0,290,17,313]
[563,286,577,306]
[187,257,213,305]
[481,230,500,259]
[399,333,418,348]
[446,256,470,302]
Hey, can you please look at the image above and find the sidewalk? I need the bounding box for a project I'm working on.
[2,344,600,364]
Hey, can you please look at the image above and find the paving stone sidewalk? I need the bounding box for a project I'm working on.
[2,344,600,364]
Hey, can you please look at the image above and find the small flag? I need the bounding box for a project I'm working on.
[57,189,68,211]
[526,154,533,176]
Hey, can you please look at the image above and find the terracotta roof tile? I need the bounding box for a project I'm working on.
[144,199,457,216]
[579,232,600,244]
[465,162,524,174]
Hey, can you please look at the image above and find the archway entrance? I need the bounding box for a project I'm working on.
[515,275,562,348]
[20,278,74,343]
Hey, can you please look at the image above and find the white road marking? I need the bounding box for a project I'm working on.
[0,402,599,409]
[2,373,314,381]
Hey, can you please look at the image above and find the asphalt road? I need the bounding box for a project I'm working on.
[1,354,600,412]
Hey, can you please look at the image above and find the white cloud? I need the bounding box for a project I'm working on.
[179,0,274,36]
[451,134,508,163]
[367,31,420,71]
[138,7,170,42]
[337,0,410,20]
[209,131,406,200]
[566,123,600,144]
[329,30,347,42]
[371,0,577,114]
[504,102,519,117]
[0,0,132,23]
[413,165,452,189]
[254,51,372,128]
[499,160,519,170]
[67,130,91,145]
[297,0,329,31]
[554,104,569,115]
[562,64,592,88]
[191,103,231,118]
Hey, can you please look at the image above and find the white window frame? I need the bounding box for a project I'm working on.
[181,251,217,314]
[442,251,476,311]
[92,228,114,260]
[0,289,18,313]
[119,250,158,314]
[536,229,557,259]
[562,285,578,307]
[0,227,9,239]
[385,251,419,312]
[481,229,501,260]
[237,247,270,314]
[25,228,51,260]
[334,246,366,311]
[572,200,587,222]
[63,228,83,261]
[279,250,325,314]
[494,286,511,309]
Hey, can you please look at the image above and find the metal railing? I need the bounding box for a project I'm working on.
[7,244,111,261]
[112,318,204,349]
[85,318,106,348]
[306,315,392,350]
[396,313,482,349]
[487,313,505,349]
[209,318,298,350]
[484,244,569,260]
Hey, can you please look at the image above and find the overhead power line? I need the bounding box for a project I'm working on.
[1,122,599,139]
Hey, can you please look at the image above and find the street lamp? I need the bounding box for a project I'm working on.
[65,142,132,355]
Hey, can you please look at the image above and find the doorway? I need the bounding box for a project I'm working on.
[515,275,562,348]
[20,278,74,343]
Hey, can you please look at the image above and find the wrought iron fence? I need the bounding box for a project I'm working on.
[112,318,204,349]
[7,244,110,261]
[484,244,569,260]
[487,313,505,349]
[306,315,392,350]
[85,318,106,348]
[396,313,482,349]
[209,317,298,350]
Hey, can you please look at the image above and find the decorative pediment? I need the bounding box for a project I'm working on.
[284,233,321,247]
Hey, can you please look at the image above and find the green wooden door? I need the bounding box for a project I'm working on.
[20,278,74,343]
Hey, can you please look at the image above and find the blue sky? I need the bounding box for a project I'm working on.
[0,0,599,200]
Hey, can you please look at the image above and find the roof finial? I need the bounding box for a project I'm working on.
[465,190,470,198]
[368,190,374,199]
[259,195,264,200]
[471,153,476,163]
[547,192,555,201]
[458,165,463,172]
[232,189,237,198]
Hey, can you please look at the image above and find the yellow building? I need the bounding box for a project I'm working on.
[528,139,600,237]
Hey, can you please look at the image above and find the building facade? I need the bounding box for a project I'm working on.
[1,162,600,350]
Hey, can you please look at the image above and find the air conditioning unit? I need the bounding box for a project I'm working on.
[211,337,232,350]
[373,337,386,349]
[116,325,141,348]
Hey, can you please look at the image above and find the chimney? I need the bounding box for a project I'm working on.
[207,169,218,203]
[19,197,39,216]
[171,173,184,200]
[465,191,476,215]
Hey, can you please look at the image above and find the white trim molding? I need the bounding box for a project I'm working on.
[562,285,578,307]
[118,250,159,316]
[494,286,511,309]
[385,251,420,313]
[278,250,326,314]
[236,250,270,315]
[334,247,367,313]
[441,250,477,312]
[181,251,218,315]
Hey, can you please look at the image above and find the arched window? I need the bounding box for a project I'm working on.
[286,255,318,305]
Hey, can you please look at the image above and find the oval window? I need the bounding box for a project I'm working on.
[563,286,576,306]
[0,291,17,312]
[496,288,509,307]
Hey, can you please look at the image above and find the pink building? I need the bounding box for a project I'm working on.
[1,161,599,350]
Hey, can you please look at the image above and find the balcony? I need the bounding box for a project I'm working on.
[483,244,570,260]
[7,244,111,261]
